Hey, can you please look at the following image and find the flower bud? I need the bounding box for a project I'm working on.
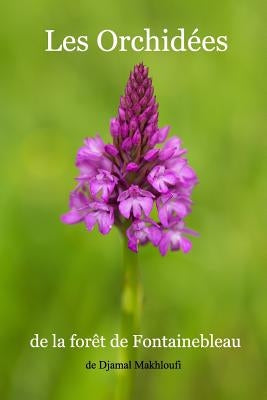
[121,122,129,138]
[126,162,139,172]
[144,148,159,161]
[119,107,126,121]
[132,130,141,145]
[105,144,119,157]
[110,118,120,137]
[122,137,133,151]
[129,117,138,133]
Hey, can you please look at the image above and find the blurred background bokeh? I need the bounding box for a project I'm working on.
[0,0,266,399]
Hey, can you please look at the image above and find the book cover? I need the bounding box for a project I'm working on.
[1,1,266,399]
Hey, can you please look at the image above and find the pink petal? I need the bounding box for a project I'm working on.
[98,214,113,235]
[157,180,169,193]
[119,198,133,219]
[61,210,83,224]
[163,172,176,185]
[140,197,153,216]
[157,126,170,142]
[148,226,162,246]
[174,201,188,218]
[132,201,142,218]
[159,235,170,256]
[158,206,169,227]
[180,237,192,253]
[128,239,138,253]
[84,214,96,231]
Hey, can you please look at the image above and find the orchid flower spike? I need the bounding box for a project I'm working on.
[61,63,198,255]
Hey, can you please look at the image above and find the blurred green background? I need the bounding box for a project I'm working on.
[0,0,266,399]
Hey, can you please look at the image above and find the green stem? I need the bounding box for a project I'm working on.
[115,237,143,400]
